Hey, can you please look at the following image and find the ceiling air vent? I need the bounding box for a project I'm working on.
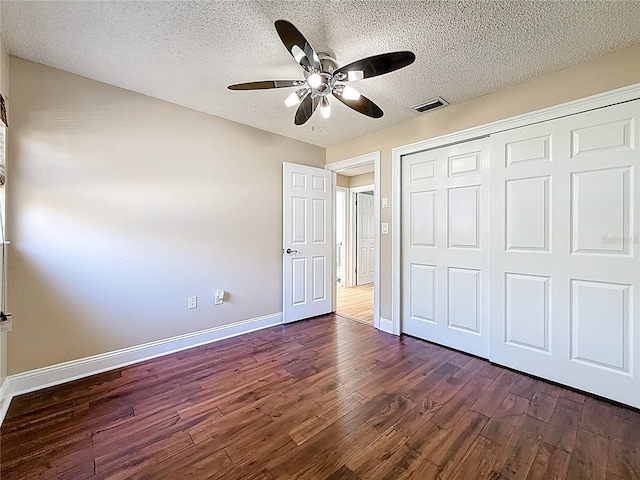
[413,97,448,114]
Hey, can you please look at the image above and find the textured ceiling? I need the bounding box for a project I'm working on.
[2,1,640,147]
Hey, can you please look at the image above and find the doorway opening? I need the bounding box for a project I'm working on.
[334,165,375,325]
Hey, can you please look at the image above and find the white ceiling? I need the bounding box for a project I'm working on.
[2,1,639,148]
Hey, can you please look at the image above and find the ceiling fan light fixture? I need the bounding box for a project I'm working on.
[307,73,322,88]
[291,45,306,65]
[347,70,364,81]
[341,85,361,101]
[284,91,301,107]
[228,21,415,125]
[284,88,308,107]
[320,97,331,119]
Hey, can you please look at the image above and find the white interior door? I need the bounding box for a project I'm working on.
[356,192,375,285]
[401,138,490,358]
[283,163,333,323]
[489,100,640,407]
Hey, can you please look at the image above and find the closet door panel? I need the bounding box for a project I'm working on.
[402,139,490,358]
[489,100,640,407]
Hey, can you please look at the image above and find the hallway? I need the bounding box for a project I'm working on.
[337,283,374,325]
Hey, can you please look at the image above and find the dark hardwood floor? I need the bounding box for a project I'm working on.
[1,314,639,479]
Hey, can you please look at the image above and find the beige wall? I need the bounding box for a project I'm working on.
[326,43,640,321]
[336,172,374,189]
[336,174,349,188]
[7,58,325,374]
[348,172,374,189]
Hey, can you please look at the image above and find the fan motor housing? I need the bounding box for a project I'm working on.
[318,53,338,74]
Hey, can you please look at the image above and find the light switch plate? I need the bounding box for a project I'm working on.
[381,223,389,234]
[382,197,388,208]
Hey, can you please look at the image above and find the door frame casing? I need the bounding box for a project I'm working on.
[335,185,349,287]
[391,83,640,336]
[326,152,381,330]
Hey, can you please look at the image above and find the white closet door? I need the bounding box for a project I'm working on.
[402,138,490,358]
[489,100,640,407]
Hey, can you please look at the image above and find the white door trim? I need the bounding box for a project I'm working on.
[326,152,381,330]
[392,83,640,336]
[335,185,350,290]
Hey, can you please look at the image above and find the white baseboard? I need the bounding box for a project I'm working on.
[0,378,10,426]
[0,312,282,425]
[379,317,395,335]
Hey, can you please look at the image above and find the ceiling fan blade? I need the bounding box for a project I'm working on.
[334,51,415,81]
[295,92,319,125]
[275,20,321,74]
[228,80,305,90]
[333,90,383,118]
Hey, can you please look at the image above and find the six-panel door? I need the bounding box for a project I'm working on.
[401,138,490,358]
[356,192,375,285]
[283,163,333,323]
[489,101,640,407]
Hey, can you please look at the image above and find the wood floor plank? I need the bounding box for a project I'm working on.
[525,442,571,480]
[285,422,380,480]
[481,393,530,447]
[2,313,639,480]
[326,465,361,480]
[365,395,416,433]
[490,415,548,480]
[510,375,542,401]
[430,376,493,429]
[448,435,502,480]
[393,452,440,480]
[580,396,612,438]
[414,410,489,474]
[559,389,587,405]
[94,430,194,479]
[346,426,409,478]
[265,392,398,478]
[543,397,583,453]
[337,283,374,324]
[471,370,519,418]
[607,411,640,480]
[527,391,558,423]
[288,391,365,445]
[477,363,504,380]
[393,397,442,436]
[366,444,420,480]
[142,443,231,480]
[566,428,609,480]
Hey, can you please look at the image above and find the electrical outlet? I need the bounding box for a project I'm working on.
[214,289,224,305]
[187,296,197,309]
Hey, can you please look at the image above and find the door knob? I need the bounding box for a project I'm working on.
[286,248,298,254]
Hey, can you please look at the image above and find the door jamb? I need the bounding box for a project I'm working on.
[335,185,350,288]
[326,152,382,330]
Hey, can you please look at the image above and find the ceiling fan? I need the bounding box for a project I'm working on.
[228,20,416,125]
